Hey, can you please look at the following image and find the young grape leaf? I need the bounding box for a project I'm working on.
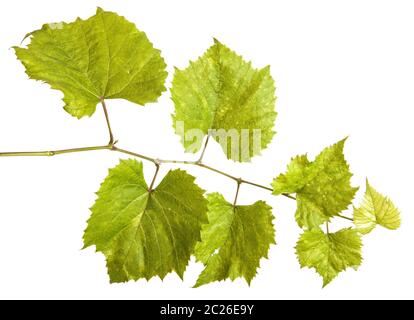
[83,159,207,283]
[354,180,401,234]
[272,139,358,229]
[14,8,167,118]
[194,193,275,287]
[171,39,277,162]
[272,155,309,194]
[296,228,362,287]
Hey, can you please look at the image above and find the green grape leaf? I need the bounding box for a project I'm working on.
[194,193,275,287]
[83,159,207,283]
[295,194,327,231]
[272,139,358,229]
[354,180,401,234]
[272,155,309,194]
[296,228,362,287]
[14,8,167,118]
[171,39,277,162]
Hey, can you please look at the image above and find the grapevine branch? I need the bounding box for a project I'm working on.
[0,142,294,198]
[0,103,290,199]
[0,145,110,157]
[0,99,353,230]
[0,102,356,230]
[0,101,354,212]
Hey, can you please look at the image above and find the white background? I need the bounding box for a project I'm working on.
[0,0,413,300]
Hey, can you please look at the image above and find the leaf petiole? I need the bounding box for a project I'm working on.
[100,98,114,145]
